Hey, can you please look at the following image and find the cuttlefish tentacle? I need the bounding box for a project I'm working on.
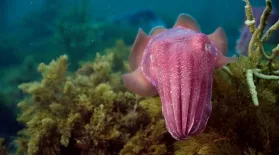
[173,13,201,32]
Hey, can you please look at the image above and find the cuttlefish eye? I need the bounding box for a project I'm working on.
[150,54,155,62]
[205,43,211,51]
[204,42,218,56]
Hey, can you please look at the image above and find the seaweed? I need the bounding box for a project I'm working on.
[120,97,172,155]
[15,41,163,155]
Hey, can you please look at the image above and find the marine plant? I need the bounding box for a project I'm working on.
[14,1,279,155]
[243,0,279,106]
[15,40,170,155]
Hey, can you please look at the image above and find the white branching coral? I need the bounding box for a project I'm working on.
[243,0,279,106]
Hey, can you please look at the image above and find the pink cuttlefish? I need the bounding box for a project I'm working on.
[122,13,236,140]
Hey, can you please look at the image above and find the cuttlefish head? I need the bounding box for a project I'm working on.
[122,13,236,97]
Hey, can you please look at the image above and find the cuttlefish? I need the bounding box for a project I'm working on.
[122,13,236,140]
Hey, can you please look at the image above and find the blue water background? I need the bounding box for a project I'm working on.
[1,0,269,56]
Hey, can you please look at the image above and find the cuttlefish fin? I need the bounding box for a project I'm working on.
[173,13,200,32]
[149,26,167,36]
[208,27,236,68]
[129,28,150,71]
[122,68,157,97]
[208,27,228,56]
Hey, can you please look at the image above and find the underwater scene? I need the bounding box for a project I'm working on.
[0,0,279,154]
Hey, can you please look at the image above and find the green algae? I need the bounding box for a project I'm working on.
[15,41,167,155]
